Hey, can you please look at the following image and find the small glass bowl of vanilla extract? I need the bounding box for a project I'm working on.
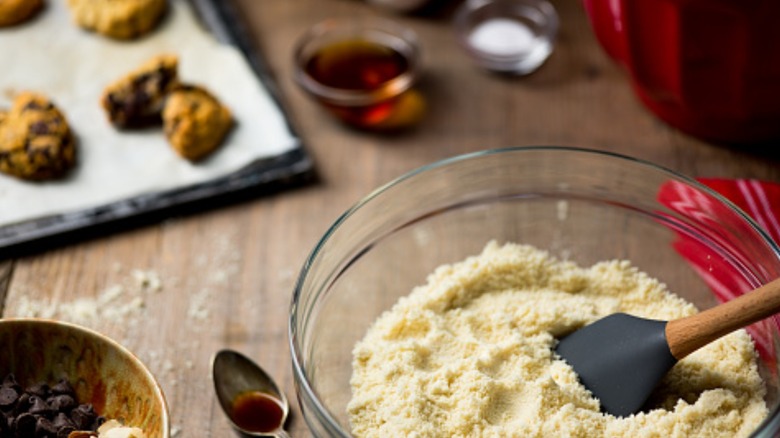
[293,18,424,130]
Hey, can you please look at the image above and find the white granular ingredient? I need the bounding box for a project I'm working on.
[556,200,568,221]
[15,283,144,326]
[132,269,163,292]
[468,18,536,56]
[11,268,171,330]
[187,287,212,321]
[348,242,767,437]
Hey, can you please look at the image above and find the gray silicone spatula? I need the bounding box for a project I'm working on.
[555,276,780,417]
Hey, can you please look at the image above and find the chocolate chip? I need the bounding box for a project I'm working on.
[47,394,76,412]
[22,101,43,111]
[36,416,58,437]
[50,379,74,397]
[157,68,174,89]
[0,387,19,409]
[51,412,74,430]
[134,72,152,85]
[2,374,22,392]
[92,415,106,430]
[29,395,53,418]
[12,393,30,416]
[56,425,77,438]
[14,412,37,436]
[132,90,151,106]
[30,121,50,135]
[2,374,104,436]
[22,100,54,112]
[70,404,97,430]
[26,382,50,399]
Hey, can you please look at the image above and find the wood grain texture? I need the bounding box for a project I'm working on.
[2,0,780,437]
[0,261,12,315]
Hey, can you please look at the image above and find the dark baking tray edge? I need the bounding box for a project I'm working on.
[0,0,314,258]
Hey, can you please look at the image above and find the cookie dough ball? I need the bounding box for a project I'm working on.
[162,85,233,161]
[66,0,166,40]
[0,93,77,181]
[0,0,43,27]
[101,54,179,129]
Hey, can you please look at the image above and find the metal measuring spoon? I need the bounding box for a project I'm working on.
[211,349,290,438]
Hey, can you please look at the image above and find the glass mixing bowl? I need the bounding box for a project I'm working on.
[289,146,780,437]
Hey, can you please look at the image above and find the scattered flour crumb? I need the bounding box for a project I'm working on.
[10,267,169,330]
[187,288,211,322]
[557,199,569,221]
[210,270,229,285]
[132,269,163,292]
[14,282,145,327]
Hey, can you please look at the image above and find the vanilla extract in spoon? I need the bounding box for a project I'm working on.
[231,390,286,434]
[211,349,290,437]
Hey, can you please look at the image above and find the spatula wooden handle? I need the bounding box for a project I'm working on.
[666,277,780,360]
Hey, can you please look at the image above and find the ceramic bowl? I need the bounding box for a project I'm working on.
[0,318,169,436]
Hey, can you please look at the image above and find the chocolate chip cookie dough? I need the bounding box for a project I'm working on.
[349,242,767,438]
[102,54,233,160]
[162,85,232,161]
[0,0,43,27]
[66,0,166,40]
[0,92,76,181]
[101,53,179,129]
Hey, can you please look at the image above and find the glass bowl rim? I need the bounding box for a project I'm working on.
[288,145,780,437]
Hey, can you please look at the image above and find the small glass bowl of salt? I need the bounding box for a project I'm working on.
[454,0,558,75]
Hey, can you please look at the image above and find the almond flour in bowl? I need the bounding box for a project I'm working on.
[348,242,767,437]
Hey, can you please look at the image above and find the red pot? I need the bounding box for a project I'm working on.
[582,0,780,144]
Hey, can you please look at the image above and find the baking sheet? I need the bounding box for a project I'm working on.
[0,0,312,254]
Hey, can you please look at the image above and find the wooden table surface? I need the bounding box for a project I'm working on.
[2,0,780,436]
